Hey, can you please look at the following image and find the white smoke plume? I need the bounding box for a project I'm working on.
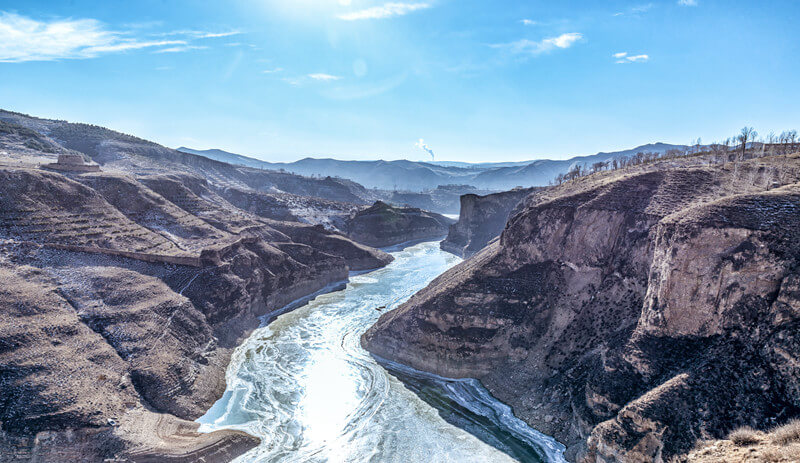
[415,138,435,161]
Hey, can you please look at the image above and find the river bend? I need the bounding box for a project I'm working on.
[198,241,565,463]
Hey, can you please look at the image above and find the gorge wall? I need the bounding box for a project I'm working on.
[441,187,537,257]
[363,152,800,462]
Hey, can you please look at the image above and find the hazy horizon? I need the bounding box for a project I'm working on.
[176,140,684,164]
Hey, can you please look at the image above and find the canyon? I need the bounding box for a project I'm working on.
[3,108,800,463]
[195,241,568,463]
[364,150,800,462]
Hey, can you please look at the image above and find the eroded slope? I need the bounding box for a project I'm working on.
[0,113,392,461]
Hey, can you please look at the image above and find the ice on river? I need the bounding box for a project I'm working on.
[198,241,566,463]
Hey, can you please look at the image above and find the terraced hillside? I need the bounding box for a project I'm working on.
[0,110,377,226]
[0,114,393,461]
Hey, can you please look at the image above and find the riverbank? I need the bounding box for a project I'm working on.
[197,241,565,462]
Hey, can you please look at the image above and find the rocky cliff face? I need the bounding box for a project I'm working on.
[363,153,800,462]
[441,187,537,257]
[344,201,455,248]
[0,113,392,462]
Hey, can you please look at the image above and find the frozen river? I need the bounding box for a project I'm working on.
[198,241,565,463]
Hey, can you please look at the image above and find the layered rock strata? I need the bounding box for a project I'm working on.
[364,153,800,462]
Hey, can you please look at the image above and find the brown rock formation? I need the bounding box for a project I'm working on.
[363,152,800,462]
[43,154,100,172]
[344,201,454,248]
[441,187,537,257]
[0,109,378,209]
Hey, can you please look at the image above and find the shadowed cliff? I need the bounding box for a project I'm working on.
[364,151,800,462]
[441,187,537,258]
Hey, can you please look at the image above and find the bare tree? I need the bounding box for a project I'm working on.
[738,126,757,159]
[565,165,583,181]
[710,143,728,165]
[765,132,776,156]
[691,137,702,154]
[779,131,789,154]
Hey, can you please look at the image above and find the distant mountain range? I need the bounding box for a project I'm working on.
[178,143,688,192]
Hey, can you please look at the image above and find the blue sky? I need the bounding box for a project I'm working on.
[0,0,798,162]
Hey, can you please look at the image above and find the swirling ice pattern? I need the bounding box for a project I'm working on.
[198,241,566,463]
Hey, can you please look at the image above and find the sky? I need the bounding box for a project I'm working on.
[0,0,798,163]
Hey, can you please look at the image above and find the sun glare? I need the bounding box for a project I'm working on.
[299,348,360,457]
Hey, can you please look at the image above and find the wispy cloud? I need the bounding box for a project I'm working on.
[82,40,187,54]
[282,77,302,86]
[492,32,583,56]
[308,73,341,81]
[337,2,430,21]
[614,3,655,16]
[196,31,241,38]
[159,30,242,39]
[153,45,209,53]
[282,73,343,86]
[262,67,284,74]
[631,3,655,13]
[520,19,537,26]
[614,52,649,63]
[0,12,228,62]
[678,0,697,5]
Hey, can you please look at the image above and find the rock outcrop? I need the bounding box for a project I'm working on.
[344,201,454,248]
[43,153,100,172]
[0,112,392,462]
[363,152,800,462]
[441,187,537,257]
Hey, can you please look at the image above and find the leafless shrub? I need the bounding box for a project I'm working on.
[728,426,761,446]
[771,419,800,445]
